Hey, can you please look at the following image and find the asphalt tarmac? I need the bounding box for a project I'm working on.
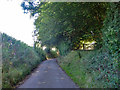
[18,59,79,88]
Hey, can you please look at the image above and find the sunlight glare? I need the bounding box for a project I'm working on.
[43,46,47,50]
[52,48,56,51]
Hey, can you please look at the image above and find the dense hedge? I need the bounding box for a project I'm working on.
[102,3,119,63]
[58,3,119,88]
[2,33,46,88]
[100,3,119,87]
[58,48,118,88]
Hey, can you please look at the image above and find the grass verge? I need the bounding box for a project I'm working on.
[57,49,118,88]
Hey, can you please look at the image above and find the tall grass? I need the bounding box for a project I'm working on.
[58,49,118,88]
[2,33,46,88]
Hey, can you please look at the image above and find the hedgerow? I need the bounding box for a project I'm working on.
[58,3,119,88]
[2,33,46,88]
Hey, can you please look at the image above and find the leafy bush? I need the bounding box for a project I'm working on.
[34,46,46,61]
[58,51,92,88]
[44,47,58,59]
[2,33,46,88]
[57,3,119,88]
[100,3,119,87]
[57,41,71,56]
[47,50,58,59]
[58,48,118,88]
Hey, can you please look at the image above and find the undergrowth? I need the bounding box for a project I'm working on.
[2,33,46,88]
[57,3,119,88]
[58,49,118,88]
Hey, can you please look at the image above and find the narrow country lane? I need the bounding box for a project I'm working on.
[18,59,79,88]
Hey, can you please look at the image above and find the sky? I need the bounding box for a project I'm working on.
[0,0,35,46]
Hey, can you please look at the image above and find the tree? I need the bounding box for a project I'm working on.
[21,1,108,54]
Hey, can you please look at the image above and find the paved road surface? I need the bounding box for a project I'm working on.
[18,59,78,88]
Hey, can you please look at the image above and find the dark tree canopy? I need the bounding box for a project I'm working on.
[21,1,109,50]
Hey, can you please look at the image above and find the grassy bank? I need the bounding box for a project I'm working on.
[2,33,46,88]
[57,49,118,88]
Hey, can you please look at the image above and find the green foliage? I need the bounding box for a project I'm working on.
[22,2,108,53]
[44,47,51,54]
[34,42,46,61]
[44,47,58,59]
[101,3,119,63]
[58,51,92,88]
[57,3,119,88]
[46,50,58,59]
[58,48,118,88]
[101,3,120,87]
[21,1,119,88]
[2,33,45,88]
[57,41,71,56]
